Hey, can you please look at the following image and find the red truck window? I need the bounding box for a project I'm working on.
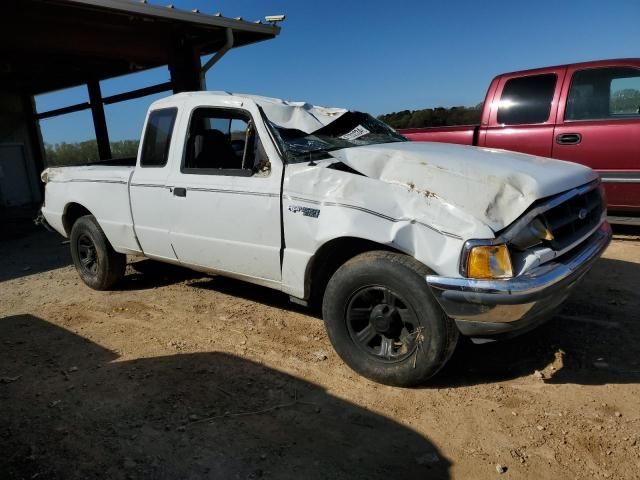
[497,74,557,125]
[565,67,640,121]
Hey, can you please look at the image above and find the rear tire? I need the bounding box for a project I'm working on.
[322,251,458,387]
[70,215,126,290]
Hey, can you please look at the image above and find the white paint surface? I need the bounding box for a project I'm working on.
[41,92,597,299]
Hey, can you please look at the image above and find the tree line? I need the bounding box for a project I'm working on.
[378,88,640,129]
[611,89,640,114]
[42,105,484,166]
[43,89,639,166]
[378,103,483,129]
[45,140,139,166]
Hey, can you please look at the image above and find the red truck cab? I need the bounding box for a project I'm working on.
[400,59,640,222]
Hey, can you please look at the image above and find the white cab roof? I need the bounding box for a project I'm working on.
[151,91,348,133]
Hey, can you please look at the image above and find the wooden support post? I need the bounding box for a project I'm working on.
[87,80,111,160]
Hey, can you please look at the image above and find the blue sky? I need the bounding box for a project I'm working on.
[37,0,640,144]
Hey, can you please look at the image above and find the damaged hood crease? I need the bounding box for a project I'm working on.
[326,142,597,232]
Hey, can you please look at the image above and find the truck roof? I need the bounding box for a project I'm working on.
[496,58,640,78]
[150,91,348,134]
[151,90,248,107]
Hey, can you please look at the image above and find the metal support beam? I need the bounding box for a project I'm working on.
[87,80,111,161]
[36,102,90,120]
[199,28,234,90]
[102,82,173,105]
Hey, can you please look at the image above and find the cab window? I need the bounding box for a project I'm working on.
[182,108,269,176]
[565,67,640,121]
[497,74,557,125]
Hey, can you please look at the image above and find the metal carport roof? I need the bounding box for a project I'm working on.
[0,0,283,205]
[0,0,281,94]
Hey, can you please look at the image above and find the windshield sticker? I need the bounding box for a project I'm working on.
[339,125,371,141]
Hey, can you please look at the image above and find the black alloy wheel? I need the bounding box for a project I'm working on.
[346,286,422,362]
[69,215,126,290]
[76,233,99,276]
[322,251,459,386]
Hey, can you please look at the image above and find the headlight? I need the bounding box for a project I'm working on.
[510,218,554,250]
[465,244,513,279]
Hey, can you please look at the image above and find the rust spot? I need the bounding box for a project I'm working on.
[405,181,438,199]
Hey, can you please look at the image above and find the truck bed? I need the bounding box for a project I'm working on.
[42,164,140,254]
[45,164,134,184]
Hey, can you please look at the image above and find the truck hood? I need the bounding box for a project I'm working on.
[329,141,597,232]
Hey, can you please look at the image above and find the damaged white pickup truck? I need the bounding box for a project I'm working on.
[41,92,611,386]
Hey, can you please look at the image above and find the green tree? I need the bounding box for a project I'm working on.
[378,103,483,129]
[610,89,640,114]
[45,139,139,167]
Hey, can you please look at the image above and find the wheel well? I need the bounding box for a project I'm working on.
[62,203,92,235]
[305,237,402,309]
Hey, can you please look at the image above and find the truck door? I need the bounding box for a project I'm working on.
[553,65,640,212]
[483,70,564,157]
[167,105,282,284]
[129,107,181,261]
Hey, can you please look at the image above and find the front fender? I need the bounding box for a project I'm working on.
[281,195,467,299]
[280,161,496,299]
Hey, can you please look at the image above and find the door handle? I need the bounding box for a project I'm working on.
[556,133,582,145]
[173,187,187,197]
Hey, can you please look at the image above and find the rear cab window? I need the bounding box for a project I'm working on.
[497,74,557,125]
[140,108,178,167]
[565,67,640,121]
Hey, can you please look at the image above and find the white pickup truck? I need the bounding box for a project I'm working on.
[41,92,611,386]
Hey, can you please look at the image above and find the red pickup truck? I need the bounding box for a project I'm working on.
[400,59,640,223]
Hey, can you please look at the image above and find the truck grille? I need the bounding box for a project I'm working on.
[541,186,604,251]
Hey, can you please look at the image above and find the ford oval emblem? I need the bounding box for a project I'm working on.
[578,208,588,220]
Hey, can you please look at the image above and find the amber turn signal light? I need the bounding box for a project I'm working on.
[466,244,513,279]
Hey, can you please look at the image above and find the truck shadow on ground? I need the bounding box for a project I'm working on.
[5,230,638,390]
[188,274,315,317]
[0,314,450,480]
[433,256,640,388]
[0,230,200,289]
[611,224,640,240]
[122,260,309,299]
[122,259,204,291]
[0,229,71,282]
[187,257,640,388]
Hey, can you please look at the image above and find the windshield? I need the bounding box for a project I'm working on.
[270,111,407,163]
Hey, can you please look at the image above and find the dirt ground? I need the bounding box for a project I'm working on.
[1,226,639,480]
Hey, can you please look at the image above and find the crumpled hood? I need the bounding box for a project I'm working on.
[329,141,597,232]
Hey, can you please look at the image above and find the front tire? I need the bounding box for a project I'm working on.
[322,251,458,387]
[70,215,126,290]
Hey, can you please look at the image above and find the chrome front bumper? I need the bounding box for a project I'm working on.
[426,222,612,338]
